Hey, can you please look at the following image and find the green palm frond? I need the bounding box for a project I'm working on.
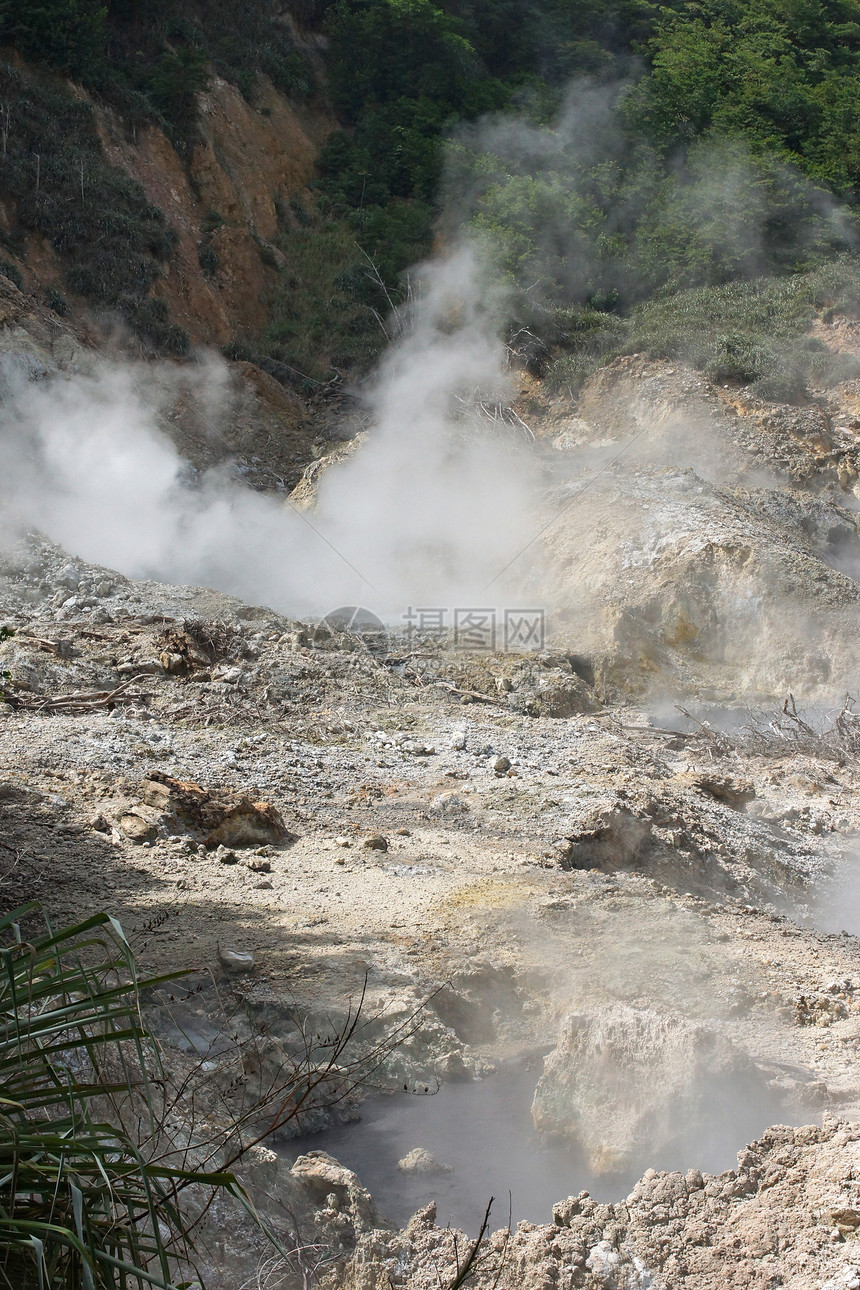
[0,903,245,1290]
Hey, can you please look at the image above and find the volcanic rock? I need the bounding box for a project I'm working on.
[692,773,756,809]
[532,1002,772,1175]
[291,1151,386,1232]
[118,812,158,843]
[507,669,598,718]
[218,947,254,973]
[206,799,289,848]
[362,834,388,851]
[397,1148,453,1175]
[555,806,653,871]
[139,771,292,848]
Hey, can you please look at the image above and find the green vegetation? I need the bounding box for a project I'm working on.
[310,0,656,362]
[543,259,860,400]
[0,1,321,358]
[0,61,187,353]
[317,0,500,298]
[626,264,860,396]
[0,897,424,1288]
[255,215,390,384]
[315,0,860,398]
[0,903,245,1288]
[451,118,857,306]
[99,0,316,152]
[0,0,107,80]
[4,0,860,389]
[316,0,660,286]
[0,0,317,149]
[629,0,860,197]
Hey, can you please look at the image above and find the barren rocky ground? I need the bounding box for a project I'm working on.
[4,528,860,1287]
[7,288,860,1287]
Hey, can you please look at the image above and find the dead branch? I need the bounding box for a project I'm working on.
[447,1198,495,1290]
[782,692,817,739]
[29,636,74,657]
[452,391,535,443]
[429,680,503,706]
[15,674,152,714]
[740,693,860,762]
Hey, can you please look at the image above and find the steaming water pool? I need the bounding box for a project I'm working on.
[284,1057,794,1234]
[285,1061,598,1233]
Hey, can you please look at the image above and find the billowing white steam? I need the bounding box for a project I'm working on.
[0,247,541,621]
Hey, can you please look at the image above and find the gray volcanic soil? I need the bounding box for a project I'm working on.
[4,529,860,1286]
[7,296,860,1284]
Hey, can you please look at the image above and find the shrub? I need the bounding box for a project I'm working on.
[0,0,107,80]
[123,297,190,355]
[0,903,246,1288]
[542,307,628,394]
[262,216,391,380]
[624,263,860,398]
[0,259,21,288]
[197,240,219,276]
[0,62,182,353]
[631,0,860,195]
[45,286,70,315]
[540,258,860,401]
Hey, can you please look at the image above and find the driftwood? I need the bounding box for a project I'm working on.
[429,679,501,705]
[15,674,151,714]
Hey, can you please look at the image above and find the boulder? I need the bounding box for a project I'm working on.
[507,669,598,718]
[397,1148,453,1175]
[532,1002,773,1176]
[218,947,254,973]
[429,792,469,817]
[206,799,288,848]
[118,812,157,843]
[362,834,388,851]
[140,773,211,821]
[291,1151,388,1232]
[139,771,292,848]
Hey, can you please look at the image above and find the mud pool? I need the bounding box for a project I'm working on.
[285,1059,801,1234]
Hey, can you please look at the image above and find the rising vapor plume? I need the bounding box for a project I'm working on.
[4,78,859,698]
[0,247,542,622]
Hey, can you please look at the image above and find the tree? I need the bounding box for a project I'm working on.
[632,0,860,194]
[0,0,107,78]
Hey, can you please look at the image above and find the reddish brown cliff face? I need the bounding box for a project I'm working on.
[93,74,335,348]
[0,55,334,354]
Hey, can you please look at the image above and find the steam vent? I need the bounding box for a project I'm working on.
[5,2,860,1286]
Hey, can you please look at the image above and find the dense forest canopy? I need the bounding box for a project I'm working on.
[2,0,860,390]
[316,0,860,393]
